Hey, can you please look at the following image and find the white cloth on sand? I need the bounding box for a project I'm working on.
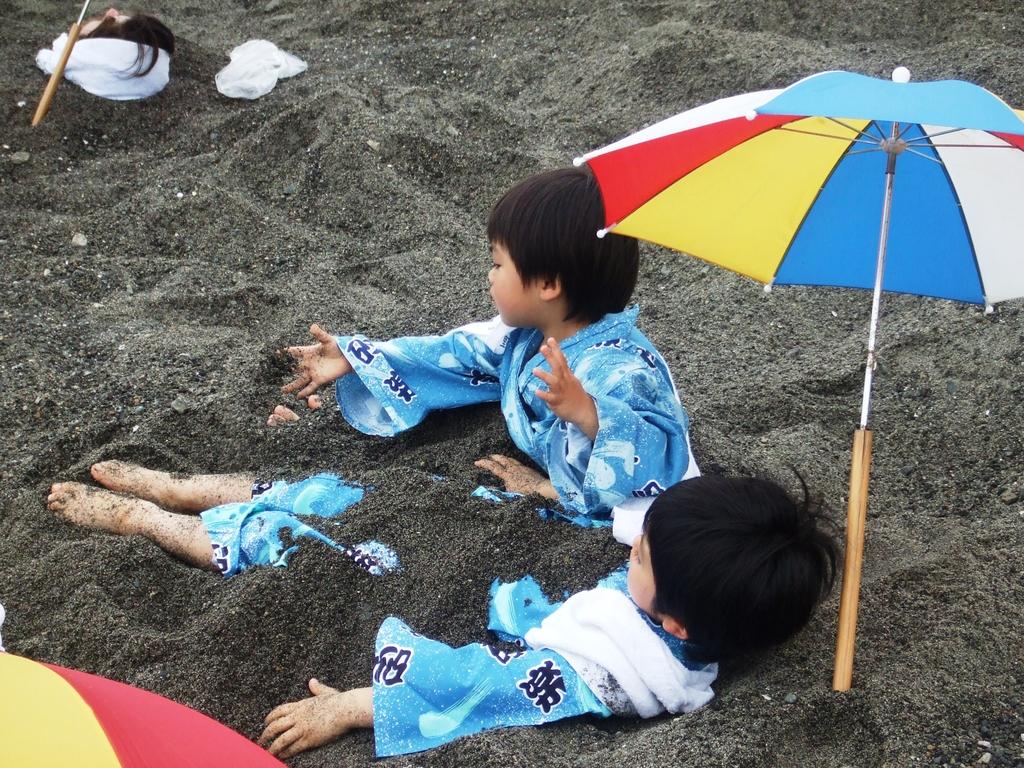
[0,601,6,652]
[525,587,717,717]
[36,33,170,100]
[215,40,307,99]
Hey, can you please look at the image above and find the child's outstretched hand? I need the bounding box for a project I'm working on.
[260,679,372,759]
[475,454,559,500]
[533,337,599,440]
[281,324,353,400]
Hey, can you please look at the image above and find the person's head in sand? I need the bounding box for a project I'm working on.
[35,6,174,101]
[486,166,638,335]
[628,474,839,660]
[79,7,175,75]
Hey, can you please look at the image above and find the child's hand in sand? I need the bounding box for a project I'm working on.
[260,680,373,759]
[533,337,598,440]
[266,395,322,427]
[282,324,353,400]
[475,454,559,499]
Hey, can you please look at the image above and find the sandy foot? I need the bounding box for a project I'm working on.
[47,482,154,535]
[90,460,185,510]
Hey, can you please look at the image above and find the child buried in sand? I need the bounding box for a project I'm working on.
[258,474,839,758]
[49,166,697,575]
[271,166,699,530]
[48,465,384,576]
[36,8,175,101]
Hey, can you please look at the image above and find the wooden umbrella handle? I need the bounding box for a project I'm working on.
[32,22,82,127]
[833,427,873,691]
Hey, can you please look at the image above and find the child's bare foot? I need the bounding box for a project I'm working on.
[48,481,221,570]
[91,460,252,513]
[90,460,190,511]
[47,482,155,535]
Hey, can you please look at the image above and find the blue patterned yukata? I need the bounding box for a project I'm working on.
[200,474,398,577]
[371,566,716,756]
[371,616,609,757]
[335,307,696,522]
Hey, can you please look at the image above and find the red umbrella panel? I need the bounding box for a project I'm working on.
[0,652,286,767]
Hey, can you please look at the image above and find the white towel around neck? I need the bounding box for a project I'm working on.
[525,587,717,717]
[36,33,170,101]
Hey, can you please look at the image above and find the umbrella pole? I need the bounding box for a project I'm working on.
[31,0,92,127]
[833,124,903,691]
[833,427,872,690]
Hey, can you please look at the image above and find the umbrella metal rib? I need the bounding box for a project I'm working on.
[775,126,880,144]
[75,0,92,23]
[858,121,900,430]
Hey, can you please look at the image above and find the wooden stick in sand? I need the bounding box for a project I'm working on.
[32,0,92,127]
[833,427,872,691]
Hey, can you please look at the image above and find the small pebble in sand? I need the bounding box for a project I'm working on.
[175,192,184,199]
[11,151,30,164]
[784,692,797,704]
[170,396,190,414]
[43,268,51,277]
[977,740,991,748]
[978,752,991,764]
[367,139,381,151]
[71,232,88,247]
[16,100,26,107]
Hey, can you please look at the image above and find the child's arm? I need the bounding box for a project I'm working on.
[260,679,372,759]
[533,336,692,517]
[282,318,508,436]
[531,337,599,438]
[474,338,596,501]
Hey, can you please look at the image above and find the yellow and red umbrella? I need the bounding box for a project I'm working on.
[0,653,285,767]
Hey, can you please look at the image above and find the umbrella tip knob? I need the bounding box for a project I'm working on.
[891,66,911,83]
[596,228,608,239]
[572,156,584,167]
[745,109,757,121]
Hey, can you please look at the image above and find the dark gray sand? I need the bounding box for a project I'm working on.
[2,1,1023,766]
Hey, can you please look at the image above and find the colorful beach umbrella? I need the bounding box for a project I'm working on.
[0,652,285,767]
[576,69,1024,690]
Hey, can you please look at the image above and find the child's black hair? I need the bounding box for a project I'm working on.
[83,13,175,75]
[644,474,839,662]
[486,167,639,324]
